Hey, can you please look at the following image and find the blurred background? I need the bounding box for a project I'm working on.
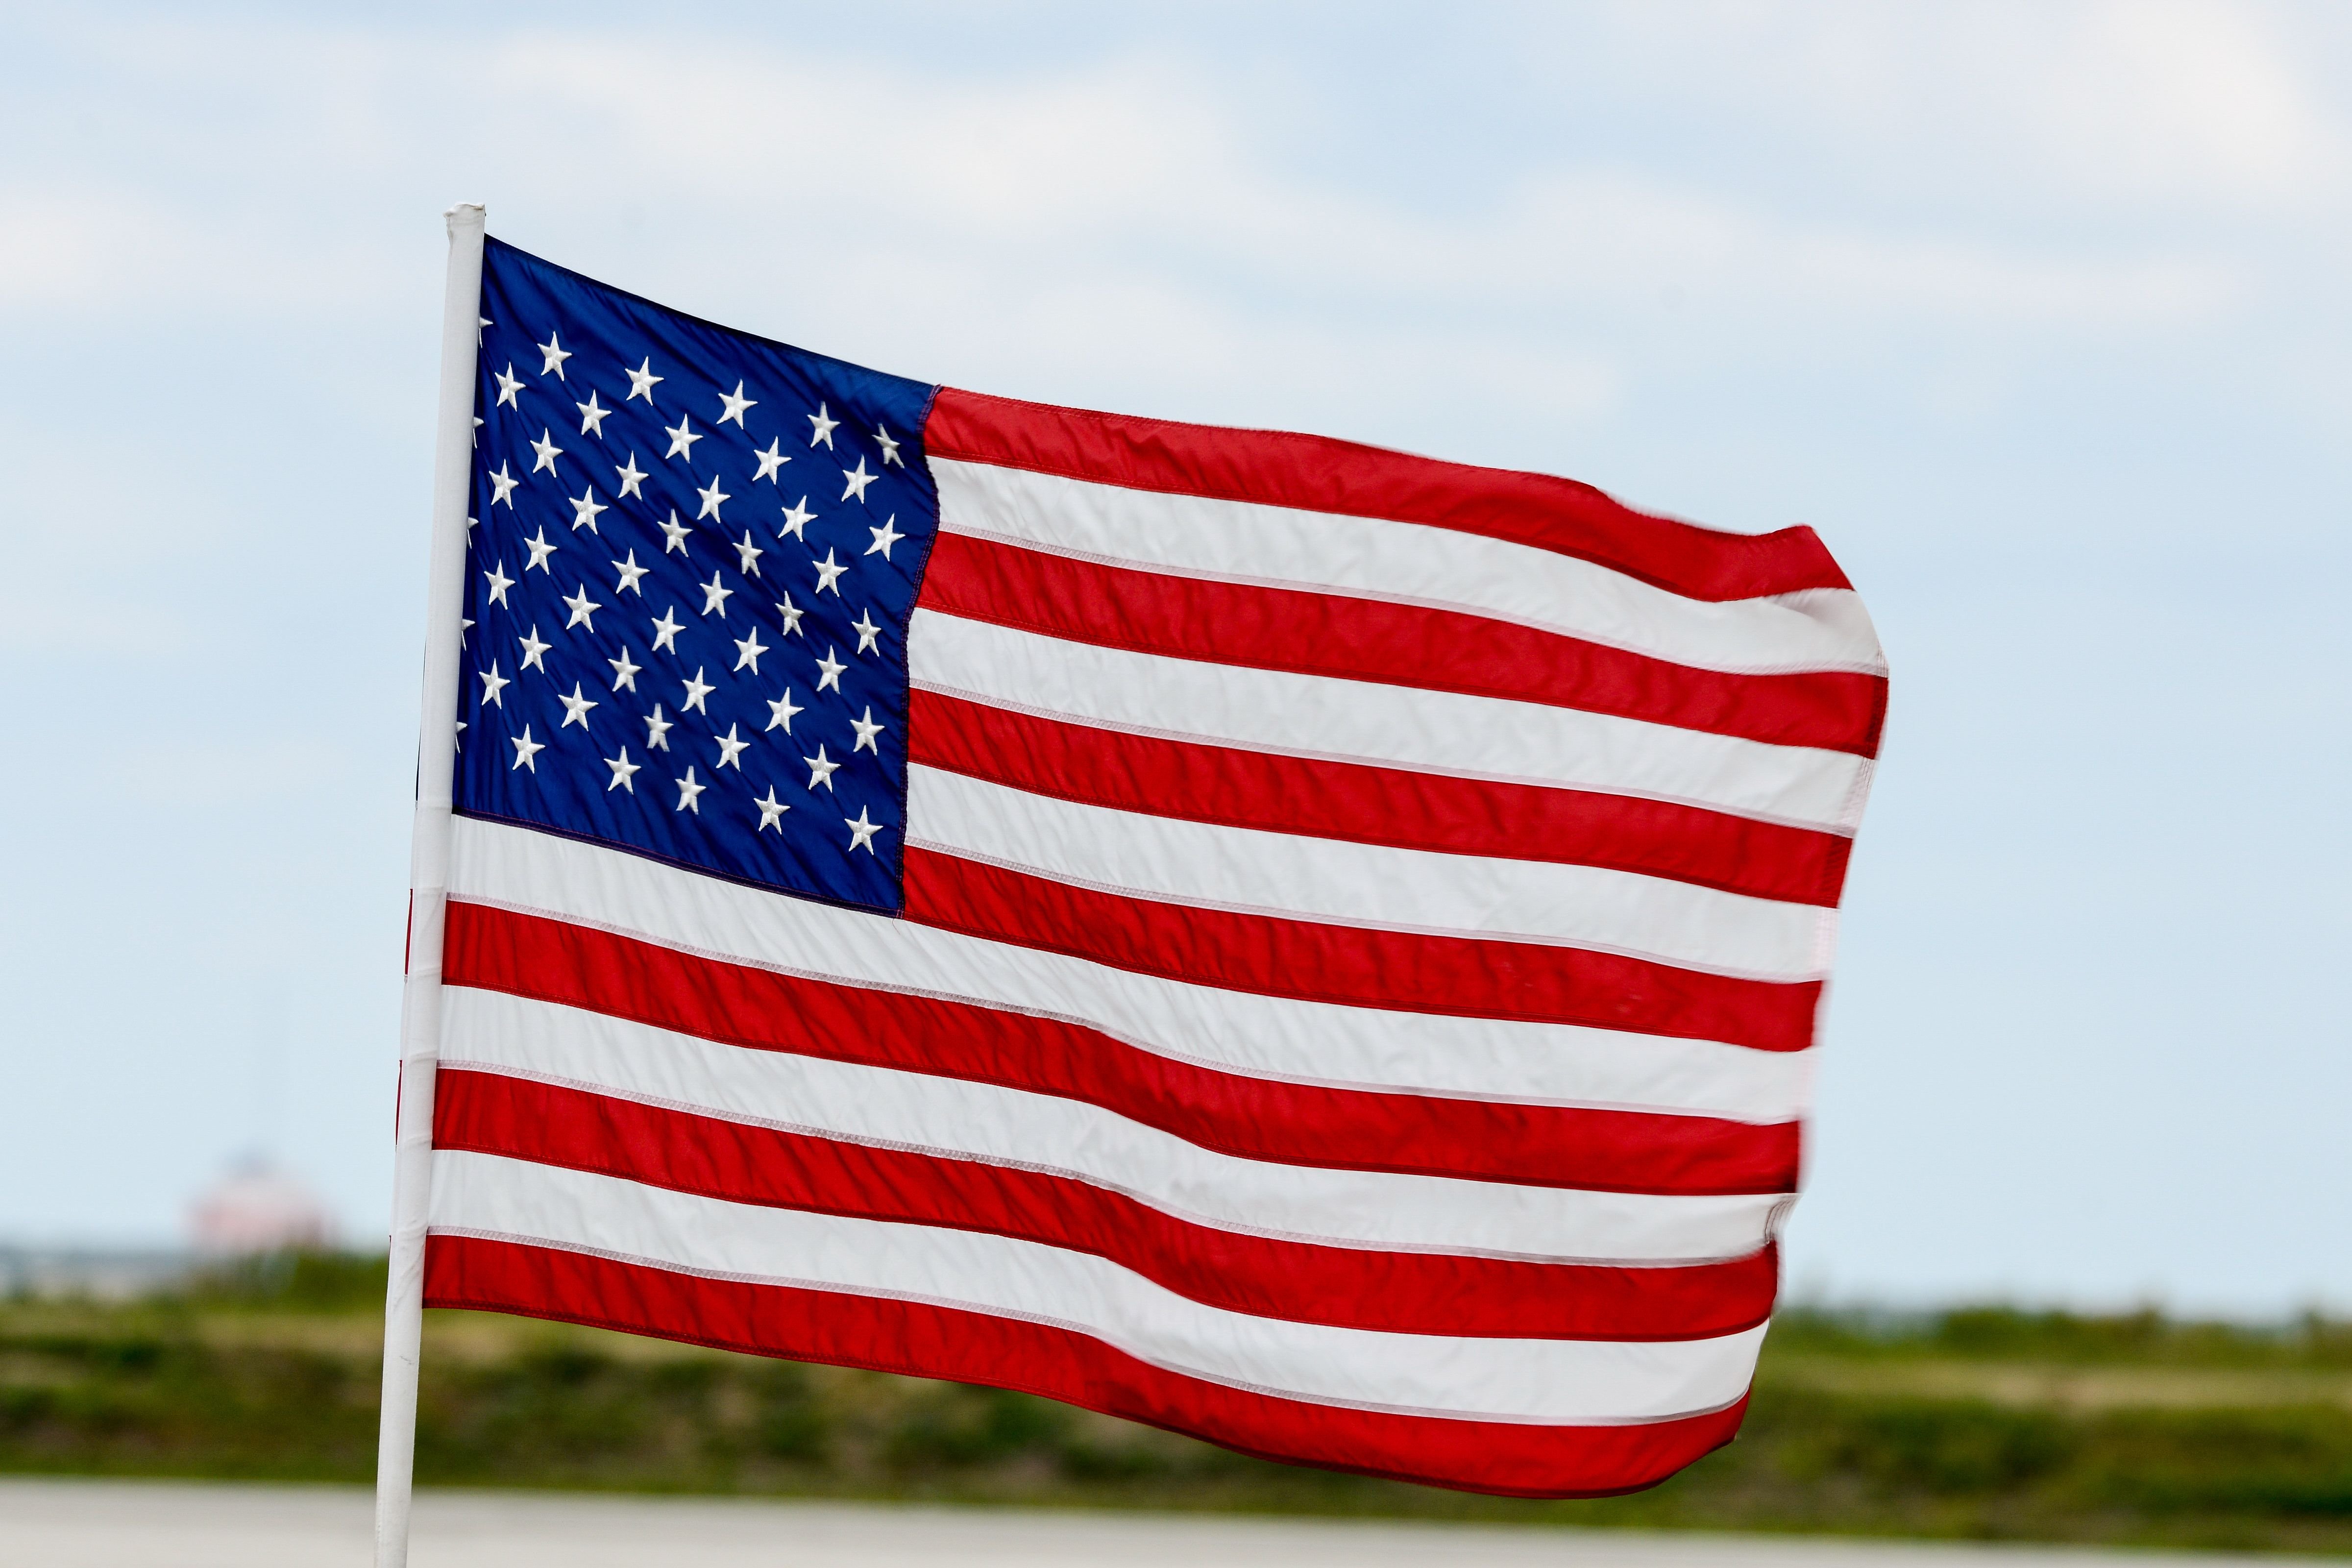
[2,0,2350,1551]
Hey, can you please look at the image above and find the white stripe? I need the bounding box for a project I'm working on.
[907,764,1831,982]
[910,611,1871,833]
[450,817,1817,1122]
[429,1152,1767,1423]
[440,988,1781,1263]
[934,456,1886,677]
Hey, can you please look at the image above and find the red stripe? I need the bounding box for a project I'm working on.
[923,386,1848,602]
[911,690,1852,907]
[434,1069,1778,1341]
[922,531,1885,757]
[904,849,1821,1053]
[442,902,1800,1195]
[424,1232,1750,1497]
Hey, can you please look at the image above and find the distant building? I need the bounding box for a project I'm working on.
[188,1159,335,1255]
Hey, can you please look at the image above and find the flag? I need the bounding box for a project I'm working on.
[420,236,1886,1497]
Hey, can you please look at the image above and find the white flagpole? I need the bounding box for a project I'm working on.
[374,200,486,1568]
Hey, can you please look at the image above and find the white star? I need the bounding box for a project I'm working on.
[734,531,763,576]
[713,724,751,770]
[511,725,545,772]
[752,438,789,483]
[650,606,684,653]
[754,786,789,831]
[614,453,648,499]
[804,744,840,791]
[605,746,640,792]
[529,427,564,475]
[558,681,598,730]
[765,687,803,732]
[811,549,848,595]
[808,402,838,448]
[717,379,757,427]
[779,496,815,539]
[455,718,466,747]
[866,515,904,559]
[460,615,474,647]
[517,625,552,672]
[569,487,607,533]
[494,364,524,407]
[482,562,515,607]
[576,390,611,438]
[774,595,805,637]
[873,423,903,466]
[734,626,768,672]
[658,510,692,555]
[851,705,885,753]
[471,419,481,450]
[466,514,477,536]
[674,766,706,813]
[696,473,731,520]
[664,415,703,461]
[844,806,882,853]
[478,661,510,707]
[613,550,650,596]
[852,609,881,655]
[681,666,715,713]
[625,357,663,403]
[839,458,876,503]
[537,330,573,380]
[478,315,491,342]
[489,462,518,507]
[699,571,734,617]
[523,527,558,572]
[608,646,642,692]
[562,584,602,631]
[644,705,674,750]
[815,646,846,692]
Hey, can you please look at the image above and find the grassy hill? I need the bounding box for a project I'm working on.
[4,1255,2350,1553]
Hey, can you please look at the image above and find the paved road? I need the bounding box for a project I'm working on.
[0,1479,2291,1567]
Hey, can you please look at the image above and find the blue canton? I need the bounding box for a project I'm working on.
[454,239,938,913]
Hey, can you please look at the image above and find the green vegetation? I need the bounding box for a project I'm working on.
[5,1255,2352,1553]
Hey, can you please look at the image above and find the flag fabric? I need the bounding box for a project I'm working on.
[422,237,1886,1497]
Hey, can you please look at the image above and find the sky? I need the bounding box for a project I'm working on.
[1,0,2346,1315]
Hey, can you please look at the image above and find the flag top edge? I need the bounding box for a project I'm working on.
[924,387,1854,605]
[482,234,945,418]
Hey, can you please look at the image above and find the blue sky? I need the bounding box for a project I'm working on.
[2,1,2346,1313]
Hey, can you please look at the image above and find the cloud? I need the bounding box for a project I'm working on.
[1218,168,2231,328]
[1579,0,2345,215]
[2023,0,2341,208]
[0,186,401,313]
[0,12,2247,362]
[474,31,2234,323]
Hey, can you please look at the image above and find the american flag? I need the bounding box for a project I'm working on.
[419,236,1886,1496]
